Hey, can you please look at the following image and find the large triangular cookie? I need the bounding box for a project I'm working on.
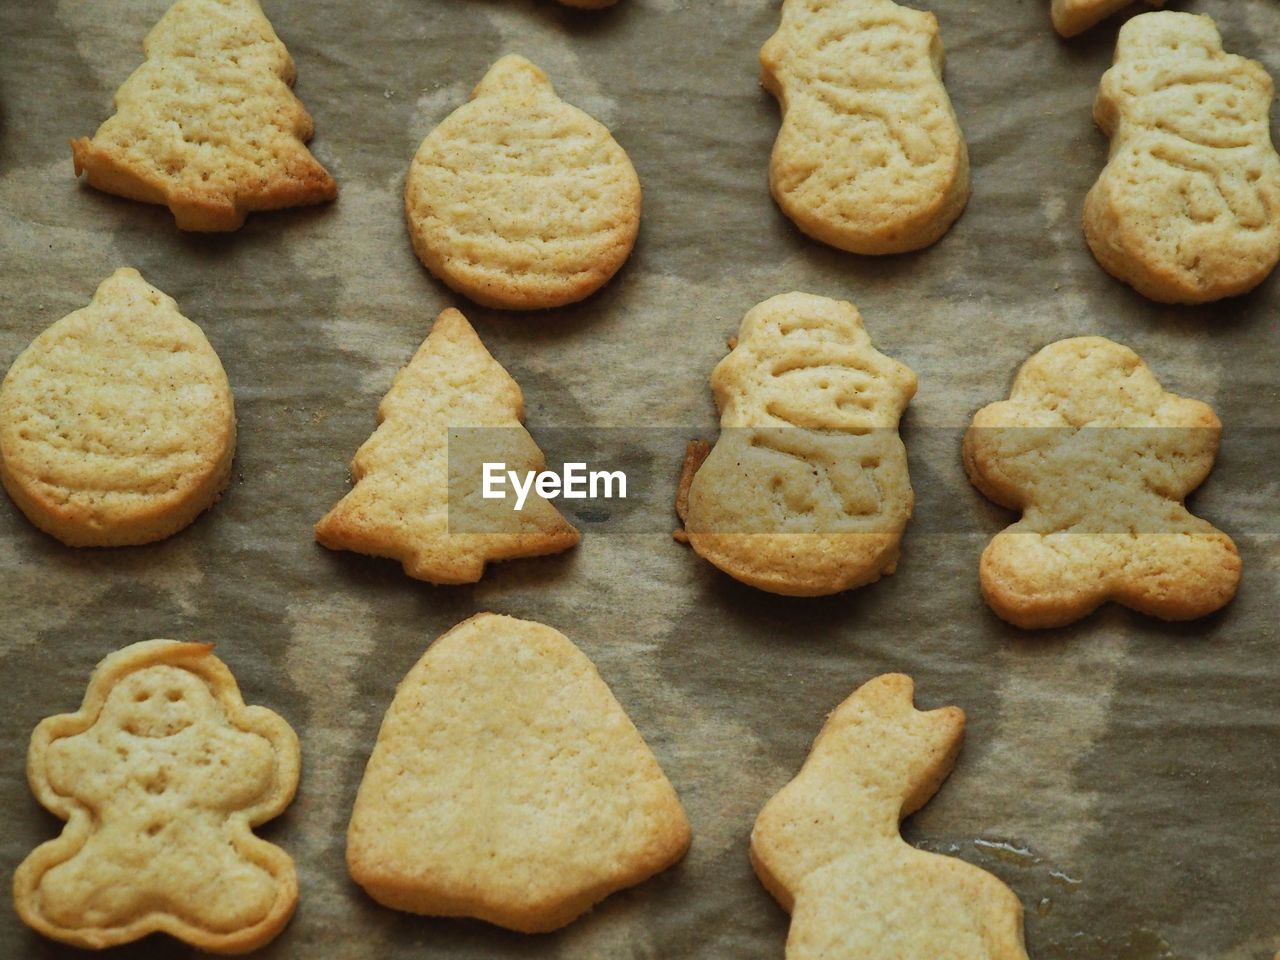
[346,614,691,932]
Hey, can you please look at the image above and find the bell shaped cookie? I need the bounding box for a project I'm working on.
[346,613,691,933]
[1084,12,1280,302]
[405,55,641,310]
[72,0,337,231]
[752,674,1029,960]
[678,292,916,596]
[315,308,579,583]
[760,0,969,254]
[964,336,1241,629]
[0,268,235,546]
[14,639,300,953]
[1051,0,1163,38]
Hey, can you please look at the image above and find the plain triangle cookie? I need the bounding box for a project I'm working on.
[314,308,579,583]
[404,55,641,310]
[751,674,1029,960]
[0,268,235,546]
[346,613,691,933]
[72,0,337,231]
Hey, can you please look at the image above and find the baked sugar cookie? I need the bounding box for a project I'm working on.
[1051,0,1163,38]
[14,639,300,953]
[678,292,916,596]
[315,308,579,583]
[964,336,1241,628]
[752,674,1028,960]
[761,0,969,254]
[405,55,641,310]
[1084,12,1280,302]
[346,614,690,933]
[0,268,235,547]
[72,0,337,231]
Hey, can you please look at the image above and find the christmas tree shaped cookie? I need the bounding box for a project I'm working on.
[964,336,1241,628]
[1083,12,1280,302]
[405,55,641,310]
[752,674,1029,960]
[72,0,337,231]
[0,268,235,546]
[315,308,579,584]
[346,614,691,932]
[678,292,916,596]
[761,0,969,253]
[14,640,300,953]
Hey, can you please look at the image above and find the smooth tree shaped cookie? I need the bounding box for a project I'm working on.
[761,0,969,254]
[752,674,1029,960]
[72,0,337,231]
[1084,12,1280,302]
[964,336,1241,629]
[346,614,691,933]
[678,292,916,596]
[1051,0,1163,38]
[405,56,641,310]
[14,640,300,953]
[315,308,579,584]
[0,268,235,546]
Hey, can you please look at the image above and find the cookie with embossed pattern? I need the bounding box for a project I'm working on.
[405,55,641,310]
[1084,12,1280,302]
[677,292,916,596]
[964,336,1241,628]
[0,268,235,547]
[760,0,969,254]
[14,639,300,953]
[315,307,579,583]
[72,0,336,232]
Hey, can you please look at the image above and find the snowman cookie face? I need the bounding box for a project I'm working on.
[14,640,301,954]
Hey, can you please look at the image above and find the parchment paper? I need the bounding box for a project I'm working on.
[1,0,1278,957]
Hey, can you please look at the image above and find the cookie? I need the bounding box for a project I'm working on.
[760,0,969,254]
[677,292,916,596]
[346,613,691,933]
[1084,12,1280,303]
[1051,0,1163,37]
[315,307,579,583]
[964,336,1241,629]
[404,55,641,310]
[14,639,300,953]
[0,268,235,547]
[752,674,1028,960]
[71,0,337,231]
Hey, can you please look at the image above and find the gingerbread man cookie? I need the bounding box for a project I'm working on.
[964,336,1241,628]
[14,639,300,953]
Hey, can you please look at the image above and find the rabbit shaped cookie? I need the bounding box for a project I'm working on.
[679,292,916,596]
[964,337,1241,628]
[14,640,300,953]
[761,0,969,253]
[752,674,1029,960]
[1084,12,1280,302]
